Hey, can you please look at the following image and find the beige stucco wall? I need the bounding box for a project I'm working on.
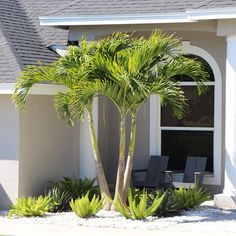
[19,95,79,197]
[69,22,226,191]
[0,95,19,209]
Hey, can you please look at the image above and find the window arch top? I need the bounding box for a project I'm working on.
[172,54,215,82]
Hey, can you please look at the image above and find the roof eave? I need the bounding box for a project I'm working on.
[39,7,236,26]
[187,7,236,20]
[39,13,195,26]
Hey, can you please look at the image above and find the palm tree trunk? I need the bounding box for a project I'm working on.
[123,115,137,202]
[87,108,112,210]
[112,118,126,210]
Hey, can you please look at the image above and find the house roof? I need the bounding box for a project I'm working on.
[0,0,69,83]
[1,0,236,84]
[40,0,236,26]
[45,0,202,16]
[44,0,236,16]
[197,0,236,9]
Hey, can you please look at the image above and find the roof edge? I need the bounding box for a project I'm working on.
[39,12,195,26]
[0,83,67,95]
[187,7,236,20]
[39,7,236,26]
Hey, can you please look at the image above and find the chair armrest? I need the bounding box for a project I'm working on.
[194,171,210,175]
[132,169,148,173]
[165,170,184,174]
[165,170,184,182]
[194,171,209,186]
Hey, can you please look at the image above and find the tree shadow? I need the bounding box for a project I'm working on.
[0,184,12,210]
[179,205,236,224]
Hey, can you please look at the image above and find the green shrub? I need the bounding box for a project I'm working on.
[51,177,99,199]
[114,189,165,220]
[70,192,103,218]
[46,177,100,211]
[8,196,52,218]
[171,186,210,211]
[154,186,210,216]
[46,187,71,212]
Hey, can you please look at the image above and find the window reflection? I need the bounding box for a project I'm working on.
[162,131,213,172]
[161,86,214,127]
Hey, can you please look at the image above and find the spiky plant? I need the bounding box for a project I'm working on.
[70,192,103,218]
[8,196,52,218]
[113,188,166,220]
[154,186,210,216]
[45,187,71,212]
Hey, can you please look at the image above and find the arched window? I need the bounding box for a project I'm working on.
[149,43,222,185]
[161,55,214,172]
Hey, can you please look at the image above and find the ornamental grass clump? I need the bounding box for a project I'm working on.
[46,187,71,212]
[171,186,210,211]
[70,192,103,218]
[8,196,52,218]
[154,186,210,216]
[51,177,100,200]
[46,177,100,211]
[114,188,166,220]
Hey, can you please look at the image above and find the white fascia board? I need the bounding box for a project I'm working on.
[39,13,194,26]
[187,7,236,20]
[40,7,236,26]
[0,83,67,95]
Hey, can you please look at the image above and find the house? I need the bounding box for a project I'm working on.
[1,0,236,209]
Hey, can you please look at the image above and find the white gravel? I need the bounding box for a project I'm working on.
[1,201,236,231]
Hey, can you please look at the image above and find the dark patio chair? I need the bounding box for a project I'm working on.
[132,155,169,189]
[164,156,209,188]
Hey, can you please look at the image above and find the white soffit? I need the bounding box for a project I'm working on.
[39,7,236,26]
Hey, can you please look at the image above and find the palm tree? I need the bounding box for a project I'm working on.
[12,44,112,209]
[13,30,208,210]
[86,31,208,204]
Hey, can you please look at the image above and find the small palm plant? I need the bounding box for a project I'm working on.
[154,186,210,216]
[70,192,104,218]
[8,196,52,218]
[46,187,71,212]
[113,188,166,220]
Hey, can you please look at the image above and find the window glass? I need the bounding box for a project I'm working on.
[161,130,213,172]
[161,86,214,127]
[171,55,214,82]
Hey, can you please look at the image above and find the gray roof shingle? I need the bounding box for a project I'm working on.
[45,0,235,17]
[45,0,203,16]
[21,0,69,46]
[1,0,235,84]
[195,0,236,9]
[0,0,69,83]
[0,22,22,83]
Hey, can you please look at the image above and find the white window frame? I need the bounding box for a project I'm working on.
[149,41,222,185]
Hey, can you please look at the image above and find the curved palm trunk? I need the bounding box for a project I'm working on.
[87,108,112,210]
[112,118,126,210]
[123,115,137,202]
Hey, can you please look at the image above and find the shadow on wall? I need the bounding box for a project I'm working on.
[0,183,12,210]
[225,150,236,195]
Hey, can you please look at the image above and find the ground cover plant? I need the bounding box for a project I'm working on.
[154,186,210,216]
[113,188,166,220]
[8,196,51,218]
[70,192,103,218]
[45,177,99,212]
[46,187,71,212]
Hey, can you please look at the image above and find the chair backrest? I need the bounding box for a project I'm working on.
[183,156,207,183]
[145,155,169,187]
